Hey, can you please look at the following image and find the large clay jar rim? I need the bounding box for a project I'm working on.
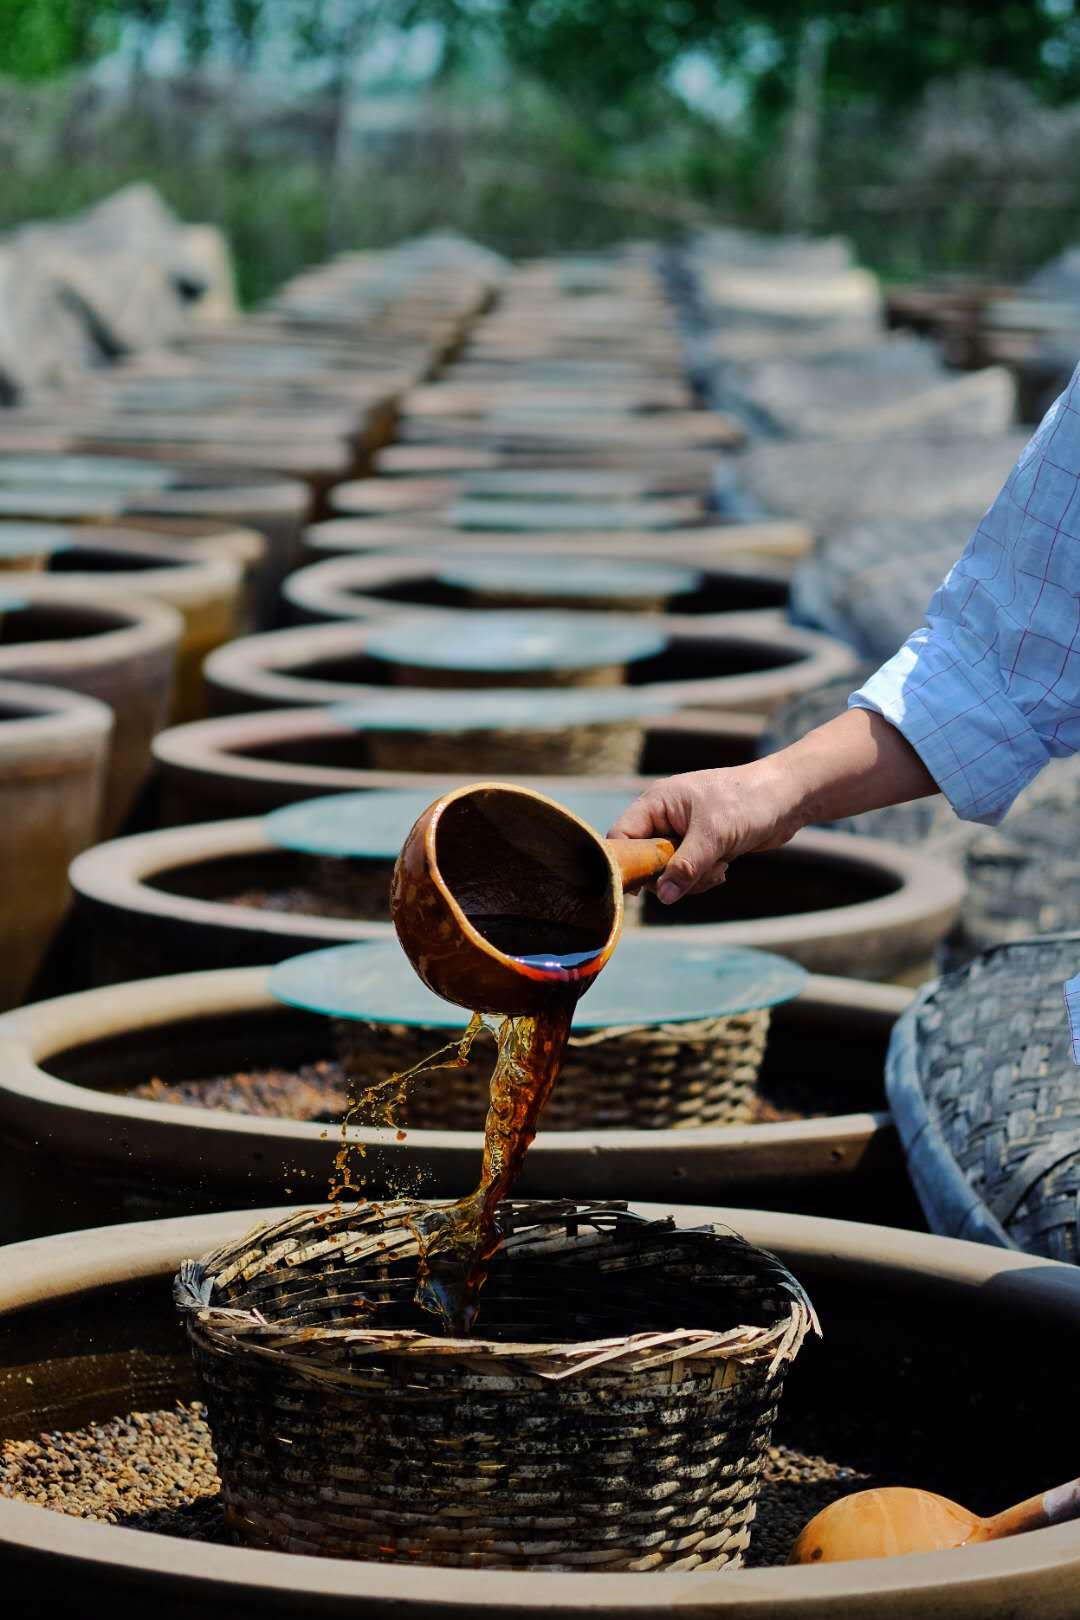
[421,779,625,990]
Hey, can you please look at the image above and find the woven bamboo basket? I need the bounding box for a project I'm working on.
[306,855,646,927]
[364,716,646,775]
[0,551,48,573]
[457,586,674,613]
[333,1008,771,1129]
[176,1199,816,1570]
[387,660,627,690]
[886,933,1080,1260]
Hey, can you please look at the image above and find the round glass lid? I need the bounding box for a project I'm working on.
[0,490,125,518]
[328,685,674,734]
[0,455,176,489]
[270,935,808,1028]
[265,787,643,859]
[436,555,701,601]
[363,610,666,673]
[0,524,75,558]
[449,498,690,533]
[461,470,669,501]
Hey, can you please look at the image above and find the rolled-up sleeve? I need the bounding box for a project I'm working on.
[850,361,1080,825]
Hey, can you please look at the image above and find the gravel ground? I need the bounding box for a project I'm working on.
[0,1404,870,1567]
[747,1444,875,1567]
[127,1060,849,1128]
[131,1060,350,1122]
[0,1404,225,1540]
[224,884,356,918]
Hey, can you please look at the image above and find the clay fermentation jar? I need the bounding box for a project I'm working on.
[67,816,963,985]
[201,614,854,721]
[0,580,180,831]
[281,551,790,625]
[0,963,910,1234]
[0,527,244,722]
[0,680,112,1010]
[0,456,310,620]
[150,704,764,823]
[1,1202,1079,1615]
[301,515,814,575]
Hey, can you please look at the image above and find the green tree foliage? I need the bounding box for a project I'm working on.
[422,0,1080,130]
[0,0,118,79]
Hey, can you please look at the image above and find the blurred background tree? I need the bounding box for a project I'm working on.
[0,0,118,79]
[0,0,1078,299]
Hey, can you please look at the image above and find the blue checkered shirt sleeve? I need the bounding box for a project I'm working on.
[849,360,1080,1058]
[851,361,1080,825]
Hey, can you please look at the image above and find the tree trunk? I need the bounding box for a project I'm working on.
[782,18,828,236]
[326,19,367,256]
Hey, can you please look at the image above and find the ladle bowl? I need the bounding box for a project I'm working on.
[789,1477,1080,1564]
[390,781,673,1015]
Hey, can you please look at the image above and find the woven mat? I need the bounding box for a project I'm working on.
[887,934,1080,1259]
[942,755,1080,970]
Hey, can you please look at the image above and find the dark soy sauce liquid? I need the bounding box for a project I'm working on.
[468,913,606,972]
[407,912,606,1334]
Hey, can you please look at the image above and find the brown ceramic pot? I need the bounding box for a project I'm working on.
[1,1201,1078,1615]
[281,552,790,624]
[0,580,180,832]
[103,515,266,629]
[300,517,814,575]
[67,817,963,986]
[0,679,112,1010]
[3,529,244,723]
[150,705,764,824]
[201,614,854,722]
[0,457,310,621]
[0,964,910,1233]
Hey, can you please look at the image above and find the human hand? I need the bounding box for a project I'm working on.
[607,758,799,905]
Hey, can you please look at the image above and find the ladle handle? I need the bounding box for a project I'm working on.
[605,836,675,894]
[980,1476,1080,1542]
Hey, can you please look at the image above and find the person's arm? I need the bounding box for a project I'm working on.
[613,360,1080,905]
[609,708,936,904]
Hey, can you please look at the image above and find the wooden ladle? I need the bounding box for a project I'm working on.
[789,1477,1080,1565]
[391,781,673,1015]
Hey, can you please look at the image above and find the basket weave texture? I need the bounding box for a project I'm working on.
[461,587,672,613]
[334,1009,771,1130]
[0,552,48,573]
[176,1199,816,1570]
[365,717,645,775]
[885,934,1080,1260]
[388,660,626,690]
[938,754,1080,971]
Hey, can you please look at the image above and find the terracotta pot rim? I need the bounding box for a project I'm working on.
[0,676,114,745]
[0,457,310,513]
[0,965,907,1157]
[67,816,965,955]
[302,516,814,567]
[282,550,791,624]
[107,518,267,568]
[202,613,855,716]
[151,702,652,796]
[32,534,243,605]
[0,581,183,673]
[151,703,759,800]
[1,1200,1079,1614]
